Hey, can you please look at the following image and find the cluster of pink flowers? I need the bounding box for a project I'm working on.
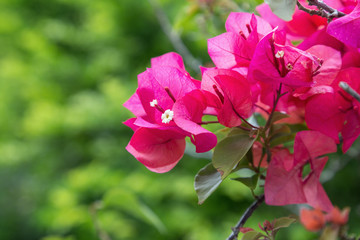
[124,0,360,212]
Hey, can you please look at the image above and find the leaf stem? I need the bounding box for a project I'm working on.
[264,84,283,132]
[200,120,220,125]
[226,194,265,240]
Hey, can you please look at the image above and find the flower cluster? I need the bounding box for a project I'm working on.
[124,0,360,213]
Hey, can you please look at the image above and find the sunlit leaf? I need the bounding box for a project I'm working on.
[273,217,297,230]
[212,128,259,179]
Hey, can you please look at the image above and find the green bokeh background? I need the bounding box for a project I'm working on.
[1,0,359,239]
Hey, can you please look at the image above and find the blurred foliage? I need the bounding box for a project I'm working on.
[0,0,359,239]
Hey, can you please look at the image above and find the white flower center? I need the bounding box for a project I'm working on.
[161,109,174,124]
[275,50,284,58]
[150,99,158,107]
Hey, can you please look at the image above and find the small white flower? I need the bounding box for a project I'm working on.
[150,99,158,107]
[161,109,174,124]
[275,50,284,58]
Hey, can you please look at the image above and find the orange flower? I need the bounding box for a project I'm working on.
[326,207,350,226]
[300,208,326,231]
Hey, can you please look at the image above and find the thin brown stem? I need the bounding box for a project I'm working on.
[200,120,220,125]
[226,194,265,240]
[254,104,270,115]
[236,125,252,132]
[296,0,345,22]
[264,84,283,131]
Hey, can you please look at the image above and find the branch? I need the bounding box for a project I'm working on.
[226,194,265,240]
[147,0,202,73]
[296,0,345,22]
[339,81,360,103]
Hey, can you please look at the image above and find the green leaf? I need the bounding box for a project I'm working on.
[269,112,289,125]
[231,174,259,190]
[241,231,266,240]
[254,113,266,126]
[269,124,294,147]
[264,0,296,21]
[273,217,297,230]
[212,129,258,179]
[194,163,223,204]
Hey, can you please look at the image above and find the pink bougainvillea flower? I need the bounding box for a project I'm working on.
[306,67,360,151]
[327,1,360,48]
[265,130,337,212]
[124,52,217,172]
[248,30,322,88]
[201,67,254,127]
[208,12,272,69]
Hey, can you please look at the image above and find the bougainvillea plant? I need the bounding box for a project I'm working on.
[124,0,360,239]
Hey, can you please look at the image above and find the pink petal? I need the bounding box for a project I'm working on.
[265,149,307,206]
[123,93,146,117]
[327,2,360,48]
[305,93,345,142]
[215,73,253,125]
[126,128,186,173]
[173,90,217,153]
[208,32,252,68]
[303,163,333,212]
[342,110,360,152]
[151,52,186,72]
[225,12,272,37]
[294,130,337,165]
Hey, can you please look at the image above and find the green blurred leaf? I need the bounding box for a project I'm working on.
[273,217,296,230]
[241,231,266,240]
[269,124,294,147]
[194,163,223,204]
[103,188,166,233]
[254,113,266,126]
[213,128,258,179]
[231,174,259,190]
[269,112,289,125]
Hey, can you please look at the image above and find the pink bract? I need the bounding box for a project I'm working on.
[265,131,337,212]
[125,127,186,173]
[124,52,218,172]
[305,67,360,151]
[327,1,360,48]
[201,67,253,127]
[248,30,321,88]
[208,12,272,69]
